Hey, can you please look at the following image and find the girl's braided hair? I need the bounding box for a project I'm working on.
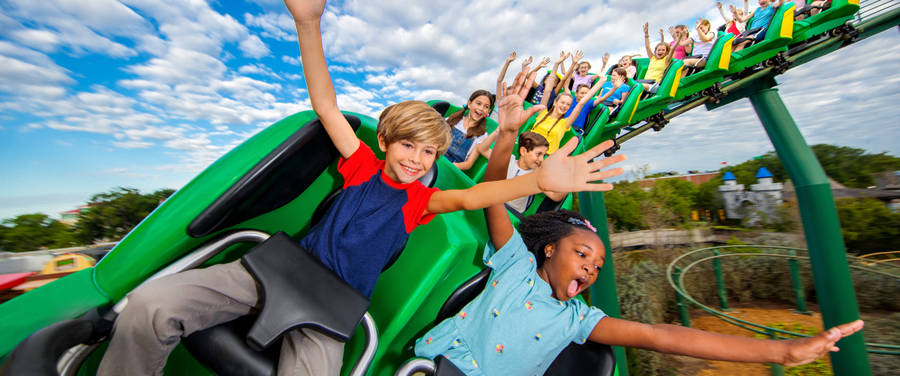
[519,209,596,267]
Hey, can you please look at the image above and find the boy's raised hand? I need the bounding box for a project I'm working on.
[497,66,543,133]
[536,139,626,193]
[285,0,325,23]
[782,320,864,366]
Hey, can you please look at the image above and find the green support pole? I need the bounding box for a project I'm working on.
[673,267,692,327]
[789,250,810,314]
[748,82,870,376]
[713,250,730,311]
[579,191,629,376]
[767,329,786,376]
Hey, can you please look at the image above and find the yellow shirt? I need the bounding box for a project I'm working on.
[531,110,570,154]
[645,56,667,83]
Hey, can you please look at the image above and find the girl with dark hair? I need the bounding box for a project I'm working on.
[414,71,865,375]
[444,89,496,171]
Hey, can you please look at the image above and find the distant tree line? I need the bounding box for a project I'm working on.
[0,187,174,252]
[605,144,900,253]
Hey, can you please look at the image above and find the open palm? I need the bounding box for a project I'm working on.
[537,139,626,193]
[497,66,544,133]
[284,0,325,23]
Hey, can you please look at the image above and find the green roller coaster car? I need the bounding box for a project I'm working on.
[0,110,501,375]
[629,58,685,123]
[792,0,860,42]
[673,33,736,101]
[727,2,797,74]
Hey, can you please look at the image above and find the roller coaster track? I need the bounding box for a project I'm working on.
[606,0,900,153]
[667,245,900,356]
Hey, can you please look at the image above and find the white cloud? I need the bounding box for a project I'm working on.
[239,34,270,58]
[1,0,898,224]
[113,140,154,149]
[244,12,296,42]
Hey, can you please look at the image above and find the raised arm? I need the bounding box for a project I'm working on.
[600,52,610,74]
[556,50,582,92]
[697,20,714,42]
[557,51,569,80]
[643,22,654,57]
[427,71,625,217]
[482,68,538,248]
[590,317,864,367]
[718,2,732,23]
[664,34,680,65]
[566,76,604,122]
[744,0,750,13]
[495,51,517,103]
[529,57,550,77]
[286,0,359,158]
[594,76,621,104]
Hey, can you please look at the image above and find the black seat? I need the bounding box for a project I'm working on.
[406,268,616,376]
[0,309,113,376]
[187,115,361,238]
[183,232,370,376]
[430,101,452,117]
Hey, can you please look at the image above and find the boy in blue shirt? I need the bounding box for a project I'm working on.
[97,1,622,375]
[564,68,630,133]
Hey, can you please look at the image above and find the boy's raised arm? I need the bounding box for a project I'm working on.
[287,0,359,158]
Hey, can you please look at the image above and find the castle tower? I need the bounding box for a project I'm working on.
[718,171,746,219]
[750,167,783,219]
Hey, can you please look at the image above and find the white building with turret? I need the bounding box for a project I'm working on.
[719,167,783,225]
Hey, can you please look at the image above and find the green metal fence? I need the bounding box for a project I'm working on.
[666,245,900,365]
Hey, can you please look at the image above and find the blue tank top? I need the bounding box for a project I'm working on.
[445,126,474,163]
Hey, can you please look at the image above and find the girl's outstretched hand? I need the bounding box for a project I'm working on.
[536,139,626,193]
[506,51,517,63]
[497,65,543,133]
[643,22,649,35]
[284,0,325,23]
[782,320,864,366]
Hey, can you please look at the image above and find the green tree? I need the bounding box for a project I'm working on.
[0,214,78,252]
[835,198,900,253]
[75,187,174,243]
[694,178,724,220]
[605,181,647,231]
[649,179,697,226]
[723,144,900,188]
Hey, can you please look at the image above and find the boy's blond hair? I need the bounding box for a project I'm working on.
[377,101,452,156]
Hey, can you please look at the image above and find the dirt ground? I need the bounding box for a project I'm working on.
[666,303,828,376]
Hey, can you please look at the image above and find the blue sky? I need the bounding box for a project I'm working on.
[1,0,899,221]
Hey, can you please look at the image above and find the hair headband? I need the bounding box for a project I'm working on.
[567,217,596,232]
